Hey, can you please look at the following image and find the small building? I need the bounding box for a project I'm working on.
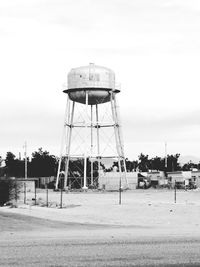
[36,176,55,188]
[99,171,138,190]
[16,178,37,193]
[167,171,194,189]
[147,171,167,188]
[0,177,37,192]
[191,170,200,187]
[0,177,37,204]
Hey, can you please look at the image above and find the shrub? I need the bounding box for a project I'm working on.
[0,179,20,206]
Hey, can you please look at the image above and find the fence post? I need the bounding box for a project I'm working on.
[60,177,64,208]
[119,177,122,205]
[174,180,176,203]
[34,180,37,205]
[60,187,63,209]
[24,181,26,204]
[15,180,17,203]
[46,183,48,207]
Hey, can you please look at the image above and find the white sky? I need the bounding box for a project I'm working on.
[1,0,200,161]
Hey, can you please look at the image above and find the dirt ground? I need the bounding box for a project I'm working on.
[1,189,200,266]
[1,188,200,237]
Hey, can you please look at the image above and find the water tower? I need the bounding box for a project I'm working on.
[55,63,127,190]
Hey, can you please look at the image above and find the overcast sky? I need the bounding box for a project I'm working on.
[1,0,200,161]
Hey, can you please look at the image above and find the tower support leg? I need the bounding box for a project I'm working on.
[90,105,94,186]
[110,91,128,189]
[55,95,70,190]
[64,101,75,190]
[113,93,128,187]
[96,104,101,186]
[83,91,89,190]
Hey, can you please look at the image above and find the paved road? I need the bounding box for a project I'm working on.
[1,212,200,266]
[1,237,200,266]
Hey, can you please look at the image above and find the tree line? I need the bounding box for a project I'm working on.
[1,148,57,178]
[125,153,200,172]
[0,148,199,178]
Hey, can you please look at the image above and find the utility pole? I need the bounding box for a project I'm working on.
[165,142,167,169]
[23,141,27,204]
[24,141,27,179]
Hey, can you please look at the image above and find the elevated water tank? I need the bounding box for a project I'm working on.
[64,63,119,105]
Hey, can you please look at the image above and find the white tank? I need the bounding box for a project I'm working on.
[64,63,119,105]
